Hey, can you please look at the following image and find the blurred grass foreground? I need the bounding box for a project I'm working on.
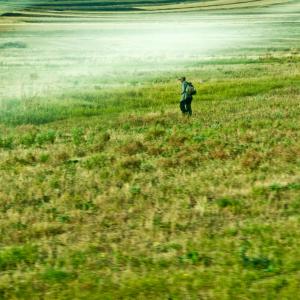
[0,0,300,299]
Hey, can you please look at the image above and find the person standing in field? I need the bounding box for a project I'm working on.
[179,76,196,116]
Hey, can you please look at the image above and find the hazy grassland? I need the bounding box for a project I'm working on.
[1,1,300,102]
[0,1,300,299]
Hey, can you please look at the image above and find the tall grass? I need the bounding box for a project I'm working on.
[0,55,299,299]
[1,55,299,126]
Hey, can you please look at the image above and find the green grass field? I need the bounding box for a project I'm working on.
[0,0,300,299]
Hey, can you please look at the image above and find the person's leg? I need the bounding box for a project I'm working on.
[180,100,187,114]
[186,97,192,116]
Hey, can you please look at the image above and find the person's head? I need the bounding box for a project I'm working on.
[178,76,186,83]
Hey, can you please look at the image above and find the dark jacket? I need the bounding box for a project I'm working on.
[181,81,190,101]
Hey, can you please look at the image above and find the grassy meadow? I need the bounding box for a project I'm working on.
[1,0,300,299]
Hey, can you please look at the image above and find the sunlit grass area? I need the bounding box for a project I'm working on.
[1,4,300,102]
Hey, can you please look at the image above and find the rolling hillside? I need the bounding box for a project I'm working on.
[0,0,296,14]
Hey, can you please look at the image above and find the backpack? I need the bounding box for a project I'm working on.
[186,82,196,96]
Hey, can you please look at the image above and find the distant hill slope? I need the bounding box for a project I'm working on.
[0,0,190,14]
[0,0,295,14]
